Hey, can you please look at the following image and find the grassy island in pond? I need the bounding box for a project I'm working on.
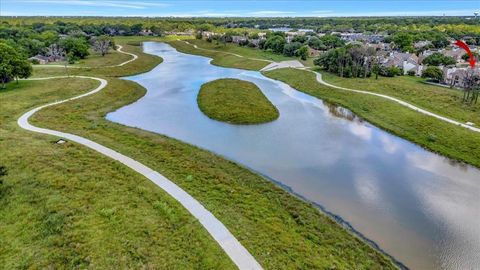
[197,78,279,124]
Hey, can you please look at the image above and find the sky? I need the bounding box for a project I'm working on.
[1,0,479,17]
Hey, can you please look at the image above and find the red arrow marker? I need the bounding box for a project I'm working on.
[455,40,476,69]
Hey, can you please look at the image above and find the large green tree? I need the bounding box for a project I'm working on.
[392,32,414,52]
[319,34,344,49]
[263,35,286,54]
[296,45,309,60]
[59,37,89,60]
[422,52,456,66]
[283,42,302,56]
[0,43,32,88]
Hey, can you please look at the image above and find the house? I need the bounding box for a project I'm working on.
[418,50,436,63]
[308,47,321,57]
[443,67,480,88]
[231,35,247,44]
[201,31,215,38]
[139,29,153,36]
[381,52,419,74]
[367,42,390,51]
[285,31,302,43]
[416,64,426,76]
[166,30,194,36]
[340,33,384,43]
[441,48,465,61]
[28,55,50,64]
[249,39,261,47]
[414,40,432,49]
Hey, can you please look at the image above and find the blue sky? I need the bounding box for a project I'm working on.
[1,0,479,17]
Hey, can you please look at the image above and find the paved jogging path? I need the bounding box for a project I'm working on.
[182,40,274,63]
[182,41,480,133]
[17,75,263,270]
[33,45,138,68]
[311,71,480,133]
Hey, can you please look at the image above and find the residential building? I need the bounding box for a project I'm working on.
[340,33,384,43]
[232,35,247,44]
[441,48,465,61]
[414,40,432,49]
[28,55,49,64]
[308,47,321,57]
[381,52,419,74]
[443,67,480,88]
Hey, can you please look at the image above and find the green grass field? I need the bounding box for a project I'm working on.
[164,40,480,168]
[46,49,132,67]
[187,39,292,62]
[168,40,270,70]
[0,78,235,269]
[32,39,163,78]
[198,78,279,124]
[184,39,316,67]
[264,68,480,168]
[321,72,480,125]
[0,37,396,269]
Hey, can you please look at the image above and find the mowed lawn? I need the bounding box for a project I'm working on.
[76,49,132,67]
[45,48,132,68]
[264,68,480,168]
[0,79,234,269]
[166,40,480,168]
[185,39,316,67]
[321,72,480,125]
[31,39,163,78]
[168,40,271,71]
[186,39,292,62]
[1,38,396,269]
[197,78,279,124]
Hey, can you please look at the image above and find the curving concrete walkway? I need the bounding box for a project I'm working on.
[260,60,304,72]
[312,71,480,133]
[182,41,273,63]
[33,45,138,69]
[17,75,263,270]
[181,41,480,133]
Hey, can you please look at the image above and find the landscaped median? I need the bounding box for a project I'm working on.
[197,78,279,124]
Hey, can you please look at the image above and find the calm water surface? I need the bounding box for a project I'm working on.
[107,42,480,270]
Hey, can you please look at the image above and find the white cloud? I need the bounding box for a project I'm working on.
[10,0,169,9]
[379,134,399,154]
[349,123,372,141]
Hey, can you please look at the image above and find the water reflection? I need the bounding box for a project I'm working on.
[324,101,360,122]
[107,42,480,270]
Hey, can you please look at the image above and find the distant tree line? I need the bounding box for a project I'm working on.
[0,21,116,64]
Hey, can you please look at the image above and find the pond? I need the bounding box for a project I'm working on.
[107,42,480,270]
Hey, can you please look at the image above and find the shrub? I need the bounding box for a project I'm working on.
[380,66,403,77]
[421,66,443,82]
[407,70,416,76]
